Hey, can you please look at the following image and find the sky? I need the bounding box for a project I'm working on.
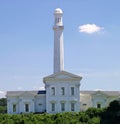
[0,0,120,97]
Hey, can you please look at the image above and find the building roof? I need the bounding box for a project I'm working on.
[7,90,46,97]
[7,90,120,97]
[37,90,46,94]
[80,90,120,96]
[43,71,82,83]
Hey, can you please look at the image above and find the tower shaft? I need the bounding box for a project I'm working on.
[53,8,64,73]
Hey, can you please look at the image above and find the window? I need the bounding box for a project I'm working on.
[55,18,57,23]
[51,103,55,112]
[83,103,87,106]
[51,87,55,96]
[25,103,29,112]
[97,103,101,108]
[71,103,75,111]
[13,104,16,112]
[61,102,65,111]
[71,87,74,96]
[58,18,61,23]
[61,87,65,95]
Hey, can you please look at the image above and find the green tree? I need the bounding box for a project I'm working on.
[101,100,120,124]
[108,100,120,111]
[0,98,7,113]
[88,117,100,124]
[0,98,7,106]
[86,107,103,118]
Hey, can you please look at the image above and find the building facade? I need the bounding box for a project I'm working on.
[7,91,46,114]
[80,90,120,111]
[7,90,120,114]
[43,71,81,113]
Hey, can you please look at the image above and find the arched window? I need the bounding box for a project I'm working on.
[61,102,65,111]
[61,87,65,95]
[71,102,75,111]
[25,103,29,112]
[71,87,75,96]
[51,87,55,96]
[13,104,16,112]
[51,103,55,112]
[97,103,101,108]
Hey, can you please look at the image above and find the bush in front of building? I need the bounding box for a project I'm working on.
[0,111,101,124]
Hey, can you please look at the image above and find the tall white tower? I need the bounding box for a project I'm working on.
[53,8,64,73]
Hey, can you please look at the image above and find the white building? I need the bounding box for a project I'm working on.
[80,90,120,111]
[6,8,120,114]
[6,8,82,114]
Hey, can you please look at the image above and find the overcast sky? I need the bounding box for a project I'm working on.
[0,0,120,97]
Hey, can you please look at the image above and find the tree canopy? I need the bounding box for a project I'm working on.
[0,98,7,113]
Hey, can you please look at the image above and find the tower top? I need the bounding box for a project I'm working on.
[54,8,63,14]
[53,8,63,27]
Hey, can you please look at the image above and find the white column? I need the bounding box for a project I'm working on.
[53,8,64,73]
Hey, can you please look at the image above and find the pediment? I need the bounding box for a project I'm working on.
[7,91,35,97]
[20,91,36,97]
[91,91,107,97]
[43,71,82,82]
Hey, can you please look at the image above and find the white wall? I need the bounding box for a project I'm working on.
[45,80,80,113]
[7,97,19,114]
[80,94,92,111]
[35,95,46,113]
[80,92,120,111]
[7,94,46,114]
